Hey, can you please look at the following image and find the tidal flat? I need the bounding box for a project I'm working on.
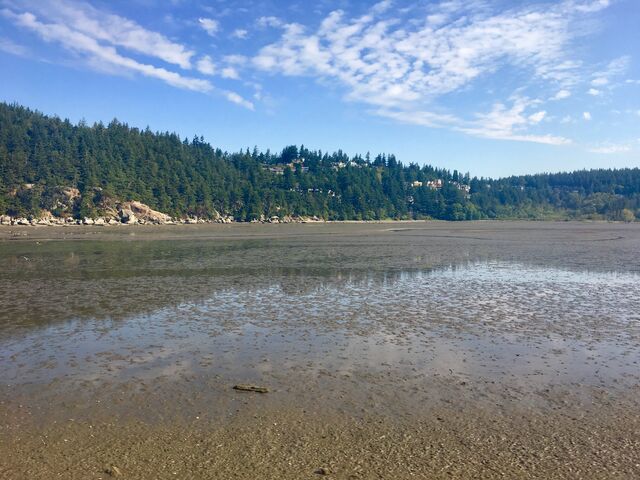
[1,221,639,479]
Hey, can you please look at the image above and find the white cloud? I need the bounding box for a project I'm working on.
[528,111,547,124]
[374,108,460,129]
[221,66,239,79]
[198,17,219,37]
[253,5,575,104]
[256,16,284,28]
[232,28,248,39]
[573,0,610,13]
[223,91,254,110]
[587,144,631,154]
[553,89,572,100]
[459,99,570,145]
[223,54,247,65]
[0,36,29,56]
[8,0,195,69]
[379,98,569,145]
[1,4,254,110]
[588,55,630,92]
[583,111,592,120]
[426,14,447,27]
[252,0,603,144]
[3,9,212,92]
[196,55,215,75]
[371,0,393,14]
[2,0,624,134]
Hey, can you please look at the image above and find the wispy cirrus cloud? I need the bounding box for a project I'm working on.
[0,0,628,135]
[252,0,617,145]
[587,143,632,154]
[1,9,213,92]
[8,0,195,68]
[589,55,631,92]
[0,36,28,56]
[458,98,570,146]
[1,0,255,109]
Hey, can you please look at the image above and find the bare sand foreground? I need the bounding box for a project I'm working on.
[1,221,639,479]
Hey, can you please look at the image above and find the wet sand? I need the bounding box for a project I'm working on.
[1,221,639,479]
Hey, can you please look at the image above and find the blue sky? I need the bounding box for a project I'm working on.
[0,0,638,177]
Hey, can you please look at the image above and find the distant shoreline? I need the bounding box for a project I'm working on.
[0,218,429,228]
[0,217,630,229]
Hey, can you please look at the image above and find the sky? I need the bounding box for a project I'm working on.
[0,0,639,178]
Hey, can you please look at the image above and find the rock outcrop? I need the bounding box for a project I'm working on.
[125,201,171,224]
[0,185,326,226]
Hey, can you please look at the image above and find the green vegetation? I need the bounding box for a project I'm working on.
[1,102,639,221]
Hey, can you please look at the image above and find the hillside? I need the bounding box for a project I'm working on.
[1,102,639,223]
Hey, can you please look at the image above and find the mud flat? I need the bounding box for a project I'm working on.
[1,222,639,479]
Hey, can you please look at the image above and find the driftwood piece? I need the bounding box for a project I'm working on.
[233,384,269,393]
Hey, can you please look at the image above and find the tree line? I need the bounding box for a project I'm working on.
[1,102,638,221]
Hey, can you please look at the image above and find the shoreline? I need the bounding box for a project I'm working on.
[0,217,630,228]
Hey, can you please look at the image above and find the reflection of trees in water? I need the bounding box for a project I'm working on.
[2,232,636,335]
[0,237,483,333]
[0,261,468,332]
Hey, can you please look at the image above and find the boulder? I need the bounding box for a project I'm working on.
[119,208,137,224]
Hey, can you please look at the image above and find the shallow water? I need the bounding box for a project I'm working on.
[1,222,639,422]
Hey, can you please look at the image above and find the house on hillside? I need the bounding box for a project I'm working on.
[426,179,443,189]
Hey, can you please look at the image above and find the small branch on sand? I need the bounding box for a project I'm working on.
[233,384,269,393]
